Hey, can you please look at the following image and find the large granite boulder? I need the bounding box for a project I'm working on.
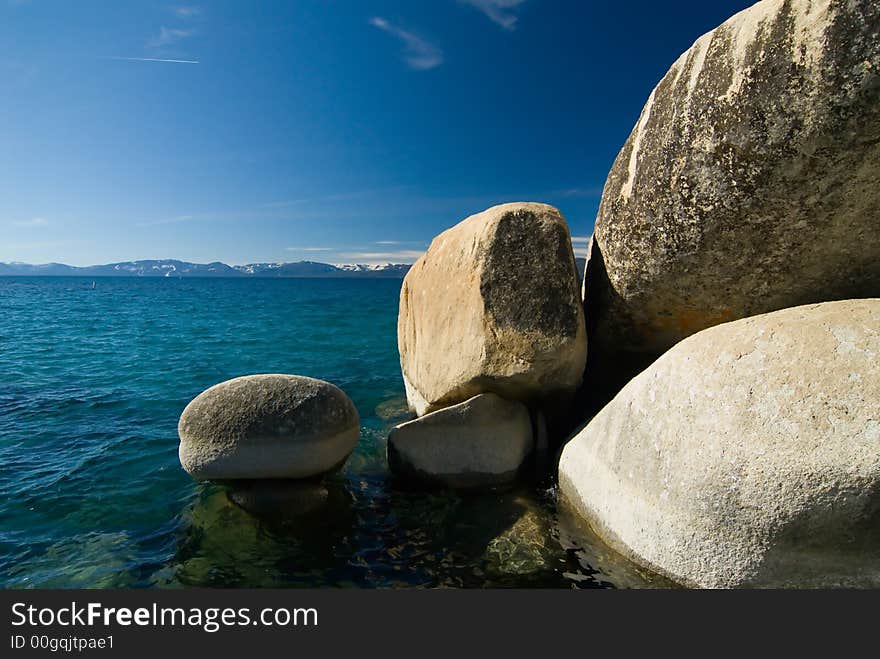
[178,374,360,480]
[586,0,880,358]
[399,202,586,416]
[388,393,533,489]
[559,299,880,588]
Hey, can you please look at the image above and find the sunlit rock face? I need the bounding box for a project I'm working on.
[399,202,586,417]
[585,0,880,359]
[560,299,880,588]
[387,393,534,489]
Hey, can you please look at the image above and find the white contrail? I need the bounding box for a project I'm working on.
[369,17,442,70]
[108,56,199,64]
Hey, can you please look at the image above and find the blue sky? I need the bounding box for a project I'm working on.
[1,0,751,266]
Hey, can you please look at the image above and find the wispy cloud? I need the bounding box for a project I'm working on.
[461,0,527,31]
[556,186,604,198]
[369,17,443,71]
[343,250,425,261]
[261,186,414,209]
[261,199,308,209]
[570,235,592,257]
[261,192,359,208]
[108,56,199,64]
[11,217,49,227]
[285,247,334,252]
[173,5,201,19]
[136,214,194,227]
[149,26,194,48]
[372,240,430,248]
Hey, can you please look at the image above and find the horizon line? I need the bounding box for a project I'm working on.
[0,257,419,268]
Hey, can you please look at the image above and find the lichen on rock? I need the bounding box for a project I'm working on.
[586,0,880,360]
[398,202,586,417]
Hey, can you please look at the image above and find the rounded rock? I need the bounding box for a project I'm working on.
[178,374,360,481]
[559,299,880,588]
[586,0,880,357]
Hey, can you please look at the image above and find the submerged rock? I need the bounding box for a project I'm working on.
[159,485,356,588]
[226,480,334,518]
[178,374,359,480]
[374,396,413,424]
[585,0,880,360]
[483,501,557,577]
[388,393,533,489]
[398,202,586,417]
[559,299,880,588]
[6,532,140,589]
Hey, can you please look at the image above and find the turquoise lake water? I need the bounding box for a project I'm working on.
[0,277,659,588]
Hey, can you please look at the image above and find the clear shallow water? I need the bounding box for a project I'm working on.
[0,277,659,589]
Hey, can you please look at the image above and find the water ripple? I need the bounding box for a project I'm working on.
[0,277,650,589]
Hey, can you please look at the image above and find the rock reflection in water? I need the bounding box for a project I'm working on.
[157,395,666,589]
[163,479,661,588]
[556,497,677,589]
[227,479,339,518]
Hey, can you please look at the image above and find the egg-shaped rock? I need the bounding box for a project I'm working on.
[178,374,360,480]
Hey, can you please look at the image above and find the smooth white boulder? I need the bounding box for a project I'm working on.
[388,393,533,488]
[560,300,880,588]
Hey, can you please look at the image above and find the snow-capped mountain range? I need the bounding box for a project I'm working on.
[0,257,588,280]
[0,260,413,278]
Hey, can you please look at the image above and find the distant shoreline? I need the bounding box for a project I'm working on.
[0,257,588,281]
[0,274,409,279]
[0,259,413,279]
